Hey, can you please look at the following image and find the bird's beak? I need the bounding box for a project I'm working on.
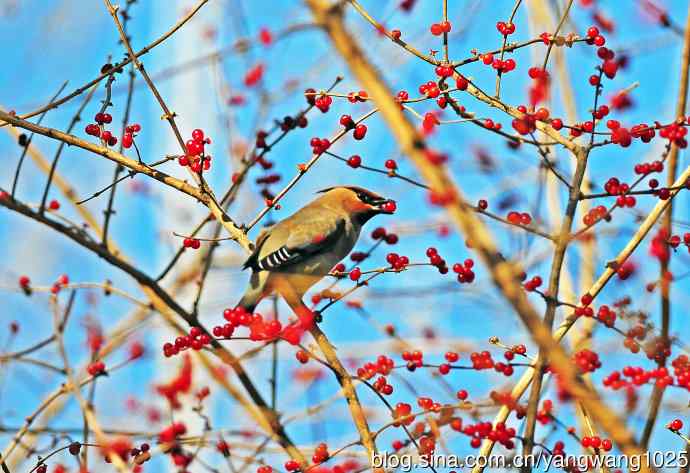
[370,198,396,214]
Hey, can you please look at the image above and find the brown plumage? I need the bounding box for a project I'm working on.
[237,186,394,314]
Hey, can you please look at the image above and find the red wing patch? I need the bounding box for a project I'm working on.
[312,234,326,244]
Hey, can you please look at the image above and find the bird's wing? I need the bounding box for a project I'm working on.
[246,216,346,272]
[242,225,273,270]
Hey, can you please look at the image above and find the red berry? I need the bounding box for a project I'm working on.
[670,419,684,431]
[296,350,309,364]
[68,442,81,455]
[186,139,203,156]
[381,201,397,213]
[122,132,133,149]
[353,124,367,140]
[191,129,204,141]
[339,114,354,129]
[347,155,362,168]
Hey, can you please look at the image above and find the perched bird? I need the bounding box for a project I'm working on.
[237,186,396,316]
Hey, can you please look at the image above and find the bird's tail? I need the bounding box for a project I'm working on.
[236,271,266,313]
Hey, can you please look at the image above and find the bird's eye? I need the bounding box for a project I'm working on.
[356,192,369,203]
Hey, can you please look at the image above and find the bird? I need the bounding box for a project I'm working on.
[236,186,396,318]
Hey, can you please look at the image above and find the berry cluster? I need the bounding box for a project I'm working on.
[295,350,310,364]
[491,390,527,418]
[425,247,449,274]
[85,112,119,147]
[338,114,368,140]
[279,114,308,132]
[470,351,494,370]
[458,420,516,449]
[434,64,453,78]
[480,53,516,74]
[523,275,542,292]
[310,137,331,154]
[87,361,106,376]
[312,443,329,464]
[582,205,609,226]
[162,327,212,357]
[585,26,606,47]
[122,123,141,149]
[357,355,394,379]
[101,437,134,465]
[659,121,688,148]
[305,88,332,113]
[573,349,601,373]
[417,396,443,413]
[511,105,559,135]
[159,422,186,443]
[581,436,613,452]
[495,21,516,35]
[182,237,201,249]
[604,177,636,208]
[50,274,67,292]
[536,399,553,425]
[372,375,394,395]
[668,232,690,254]
[603,365,674,390]
[429,21,451,36]
[596,304,616,327]
[452,258,475,283]
[386,252,409,270]
[650,228,672,264]
[180,128,212,173]
[418,80,441,99]
[129,443,152,466]
[353,124,367,140]
[527,67,550,107]
[428,188,457,206]
[502,344,527,361]
[480,351,515,376]
[392,402,415,427]
[506,210,532,226]
[422,112,440,134]
[402,350,424,370]
[671,355,690,389]
[346,90,369,103]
